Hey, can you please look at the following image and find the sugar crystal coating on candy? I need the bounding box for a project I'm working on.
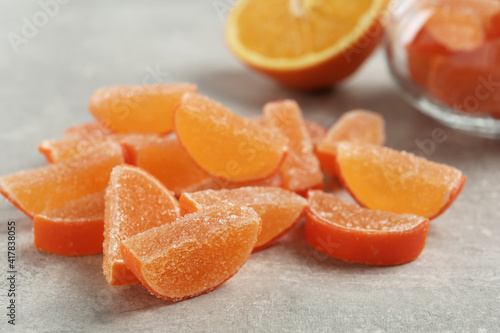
[306,190,430,266]
[63,122,112,139]
[180,186,307,251]
[316,109,385,175]
[0,141,124,218]
[334,142,465,219]
[263,100,323,195]
[34,191,105,256]
[121,205,261,301]
[89,84,197,135]
[103,165,180,286]
[174,93,288,182]
[122,135,283,196]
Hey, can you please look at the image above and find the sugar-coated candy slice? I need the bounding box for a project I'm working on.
[63,122,112,139]
[89,84,197,135]
[174,93,288,182]
[34,192,105,256]
[122,135,283,196]
[103,165,180,286]
[263,100,323,195]
[334,142,465,219]
[39,134,155,164]
[180,186,307,252]
[316,110,385,175]
[0,142,124,218]
[306,191,430,266]
[121,205,262,301]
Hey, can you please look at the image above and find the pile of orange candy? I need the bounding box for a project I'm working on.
[407,0,500,117]
[0,84,465,301]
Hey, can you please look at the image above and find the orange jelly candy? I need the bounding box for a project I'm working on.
[180,186,307,252]
[427,41,500,118]
[263,100,323,195]
[120,135,212,195]
[174,93,288,182]
[122,135,283,196]
[38,134,153,164]
[316,110,385,176]
[253,117,327,148]
[0,141,124,218]
[303,119,327,148]
[306,191,430,266]
[406,28,452,87]
[89,84,197,135]
[103,165,180,286]
[121,205,261,301]
[34,192,105,256]
[334,142,466,219]
[63,122,112,139]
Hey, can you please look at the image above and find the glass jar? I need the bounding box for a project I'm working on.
[385,0,500,137]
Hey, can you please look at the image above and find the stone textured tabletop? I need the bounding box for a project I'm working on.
[0,1,499,332]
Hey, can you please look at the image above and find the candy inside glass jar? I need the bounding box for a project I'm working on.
[386,0,500,137]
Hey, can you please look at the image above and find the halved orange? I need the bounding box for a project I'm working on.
[180,186,307,252]
[226,0,390,90]
[174,93,288,182]
[334,142,465,219]
[121,205,261,301]
[89,84,196,135]
[263,100,323,195]
[306,191,429,266]
[0,142,124,218]
[34,192,105,256]
[103,165,180,286]
[316,109,385,175]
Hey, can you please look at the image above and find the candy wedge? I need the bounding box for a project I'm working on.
[89,84,196,135]
[263,100,323,195]
[306,191,430,266]
[34,192,105,256]
[0,142,124,218]
[63,122,112,139]
[174,93,288,182]
[334,142,465,219]
[180,186,307,251]
[121,205,261,301]
[316,110,385,175]
[103,165,180,286]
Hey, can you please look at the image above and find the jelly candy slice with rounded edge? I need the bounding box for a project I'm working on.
[89,83,196,135]
[121,205,261,301]
[0,141,124,218]
[179,186,307,252]
[316,110,385,176]
[103,165,180,286]
[174,93,288,182]
[306,190,430,266]
[334,142,465,219]
[34,192,105,256]
[263,99,323,195]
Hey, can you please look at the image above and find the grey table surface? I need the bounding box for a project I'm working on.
[0,1,499,332]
